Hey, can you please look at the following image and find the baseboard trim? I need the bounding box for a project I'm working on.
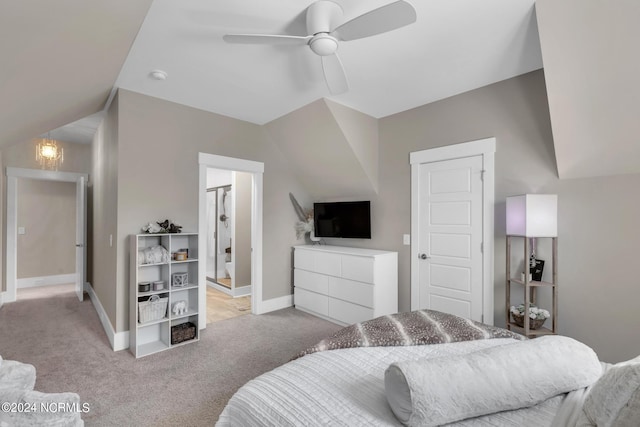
[233,285,252,298]
[17,273,76,289]
[255,294,293,315]
[206,281,252,298]
[85,283,129,351]
[1,290,16,303]
[207,281,232,296]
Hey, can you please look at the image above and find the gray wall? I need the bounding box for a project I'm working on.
[17,179,76,278]
[265,99,379,200]
[91,96,119,329]
[363,69,637,363]
[106,89,307,332]
[89,72,640,363]
[540,175,640,363]
[373,69,556,312]
[1,138,92,292]
[234,171,252,288]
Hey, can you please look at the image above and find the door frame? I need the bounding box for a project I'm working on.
[409,138,496,324]
[75,176,86,302]
[198,153,264,328]
[4,167,89,303]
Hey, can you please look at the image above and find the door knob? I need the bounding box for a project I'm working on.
[419,253,430,260]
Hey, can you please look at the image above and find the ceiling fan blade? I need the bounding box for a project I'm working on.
[321,53,349,95]
[223,34,311,45]
[331,0,416,41]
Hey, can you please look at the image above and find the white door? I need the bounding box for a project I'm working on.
[75,176,86,302]
[417,155,483,321]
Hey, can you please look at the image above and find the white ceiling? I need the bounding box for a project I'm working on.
[114,0,543,125]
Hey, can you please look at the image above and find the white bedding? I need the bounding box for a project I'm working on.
[216,339,575,426]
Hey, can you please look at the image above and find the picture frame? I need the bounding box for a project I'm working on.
[531,259,545,281]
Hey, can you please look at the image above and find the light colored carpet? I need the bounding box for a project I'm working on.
[0,284,341,426]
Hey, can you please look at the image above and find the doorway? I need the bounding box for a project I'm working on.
[409,138,495,324]
[206,183,233,289]
[197,153,264,329]
[205,168,253,324]
[4,168,88,303]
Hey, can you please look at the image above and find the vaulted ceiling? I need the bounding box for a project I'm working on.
[535,0,640,179]
[114,0,542,125]
[1,0,637,181]
[0,0,153,148]
[0,0,541,147]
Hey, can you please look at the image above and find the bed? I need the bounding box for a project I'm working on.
[217,310,639,427]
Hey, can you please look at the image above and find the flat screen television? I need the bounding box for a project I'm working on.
[313,201,371,239]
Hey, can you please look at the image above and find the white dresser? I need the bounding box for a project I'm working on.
[293,245,398,326]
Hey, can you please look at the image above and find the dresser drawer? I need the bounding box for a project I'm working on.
[294,269,329,295]
[341,255,374,283]
[295,249,341,276]
[328,277,374,308]
[328,298,373,325]
[294,288,329,316]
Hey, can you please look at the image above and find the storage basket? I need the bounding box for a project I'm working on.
[171,322,196,345]
[138,294,168,324]
[511,312,545,330]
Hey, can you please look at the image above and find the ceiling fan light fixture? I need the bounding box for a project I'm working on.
[309,34,338,56]
[223,0,417,94]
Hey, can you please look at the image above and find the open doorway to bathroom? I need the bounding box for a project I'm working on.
[206,183,232,289]
[198,152,264,328]
[205,168,252,323]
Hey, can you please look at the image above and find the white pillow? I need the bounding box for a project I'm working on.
[384,336,602,426]
[581,355,640,427]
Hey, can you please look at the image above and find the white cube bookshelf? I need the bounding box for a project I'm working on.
[130,233,200,358]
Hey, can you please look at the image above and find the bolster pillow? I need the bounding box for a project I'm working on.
[384,336,602,426]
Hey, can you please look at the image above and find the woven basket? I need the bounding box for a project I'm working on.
[171,322,196,345]
[138,295,168,324]
[512,312,546,330]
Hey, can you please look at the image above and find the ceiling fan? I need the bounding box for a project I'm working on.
[223,1,417,95]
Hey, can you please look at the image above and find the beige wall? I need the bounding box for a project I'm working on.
[233,171,252,288]
[17,179,76,278]
[265,99,379,200]
[1,139,91,292]
[0,151,2,294]
[106,89,307,332]
[90,96,119,328]
[87,72,639,362]
[372,70,556,312]
[2,139,92,173]
[542,174,640,363]
[364,69,637,363]
[536,0,640,180]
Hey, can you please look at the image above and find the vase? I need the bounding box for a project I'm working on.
[309,231,321,242]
